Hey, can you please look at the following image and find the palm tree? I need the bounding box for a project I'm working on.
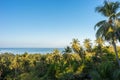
[91,61,120,80]
[95,38,104,47]
[95,1,120,67]
[52,49,62,63]
[63,46,72,54]
[71,38,80,53]
[94,38,104,57]
[62,53,73,66]
[83,38,92,52]
[71,39,85,62]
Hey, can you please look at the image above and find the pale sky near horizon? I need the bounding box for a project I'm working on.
[0,0,119,48]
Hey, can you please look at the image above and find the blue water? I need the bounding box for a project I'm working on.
[0,48,64,54]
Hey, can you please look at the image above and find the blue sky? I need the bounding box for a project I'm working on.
[0,0,118,48]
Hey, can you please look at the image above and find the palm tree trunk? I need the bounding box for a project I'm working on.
[112,40,120,68]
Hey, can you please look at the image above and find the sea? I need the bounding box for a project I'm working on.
[0,48,64,54]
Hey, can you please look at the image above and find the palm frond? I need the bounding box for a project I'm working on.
[90,71,101,80]
[95,1,120,17]
[109,13,116,19]
[95,21,110,39]
[113,69,120,80]
[113,1,120,12]
[94,20,106,30]
[96,26,104,38]
[116,12,120,17]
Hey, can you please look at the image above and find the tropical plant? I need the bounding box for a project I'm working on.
[63,53,73,66]
[71,39,85,62]
[83,38,92,52]
[95,1,120,67]
[71,38,81,53]
[95,37,104,47]
[52,49,62,64]
[63,46,72,54]
[90,61,120,80]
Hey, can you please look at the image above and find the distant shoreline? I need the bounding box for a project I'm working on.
[0,48,64,54]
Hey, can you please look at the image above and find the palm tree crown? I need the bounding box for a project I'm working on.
[95,1,120,42]
[95,37,104,46]
[96,1,120,17]
[63,46,72,54]
[83,39,92,52]
[95,1,120,67]
[71,38,81,53]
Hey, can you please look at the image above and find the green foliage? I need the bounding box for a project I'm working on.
[95,0,120,67]
[113,69,120,80]
[0,44,120,80]
[90,61,117,80]
[90,71,101,80]
[83,38,92,52]
[1,37,120,80]
[1,1,120,80]
[63,46,72,54]
[18,73,31,80]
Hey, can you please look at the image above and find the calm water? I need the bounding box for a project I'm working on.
[0,48,64,54]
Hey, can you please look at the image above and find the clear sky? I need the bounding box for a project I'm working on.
[0,0,118,48]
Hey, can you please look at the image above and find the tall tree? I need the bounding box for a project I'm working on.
[52,49,62,64]
[95,38,104,47]
[71,39,85,62]
[94,38,104,56]
[63,46,72,54]
[71,38,81,53]
[95,1,120,67]
[83,38,92,52]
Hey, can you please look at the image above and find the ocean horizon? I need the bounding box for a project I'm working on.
[0,48,64,54]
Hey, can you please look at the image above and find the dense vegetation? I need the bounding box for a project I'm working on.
[0,38,120,80]
[1,1,120,80]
